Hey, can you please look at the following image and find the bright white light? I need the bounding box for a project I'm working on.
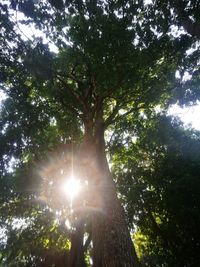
[63,177,80,199]
[65,219,71,229]
[168,102,200,130]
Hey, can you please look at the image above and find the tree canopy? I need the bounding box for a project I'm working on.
[0,0,200,266]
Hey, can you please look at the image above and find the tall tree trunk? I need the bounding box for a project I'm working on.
[69,218,86,267]
[82,121,139,267]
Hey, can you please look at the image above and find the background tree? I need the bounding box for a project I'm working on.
[111,114,200,266]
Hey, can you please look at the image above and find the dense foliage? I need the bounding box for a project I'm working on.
[111,115,200,266]
[0,0,200,266]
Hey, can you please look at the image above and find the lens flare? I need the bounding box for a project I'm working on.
[63,177,80,199]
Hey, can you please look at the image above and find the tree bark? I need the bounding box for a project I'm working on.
[69,218,86,267]
[81,122,139,267]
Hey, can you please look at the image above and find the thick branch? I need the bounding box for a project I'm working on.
[57,76,88,113]
[104,103,147,128]
[59,97,83,119]
[119,104,146,118]
[85,75,95,100]
[104,102,121,128]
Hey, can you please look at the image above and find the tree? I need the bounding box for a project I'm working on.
[111,114,200,266]
[0,0,200,266]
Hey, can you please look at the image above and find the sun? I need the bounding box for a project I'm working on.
[63,176,80,199]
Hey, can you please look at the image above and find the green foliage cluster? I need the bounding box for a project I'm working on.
[111,114,200,266]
